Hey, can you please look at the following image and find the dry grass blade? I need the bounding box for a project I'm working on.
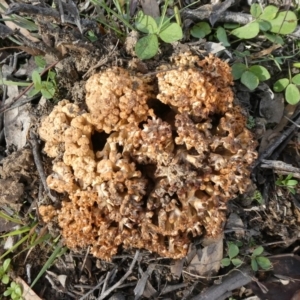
[30,243,67,288]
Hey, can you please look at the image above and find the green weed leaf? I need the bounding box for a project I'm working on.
[256,257,272,270]
[3,289,11,296]
[135,34,159,60]
[241,71,259,90]
[3,80,31,87]
[34,56,47,69]
[155,16,170,28]
[249,65,270,81]
[231,63,247,80]
[293,63,300,68]
[251,258,258,271]
[224,23,239,29]
[260,5,279,20]
[41,82,56,99]
[48,70,56,81]
[285,83,300,105]
[3,259,11,272]
[273,78,289,92]
[159,23,183,42]
[258,20,271,31]
[27,88,40,97]
[292,74,300,85]
[216,26,230,47]
[231,258,243,267]
[2,274,9,284]
[221,258,231,267]
[250,4,262,18]
[234,50,250,58]
[190,22,211,38]
[263,32,284,45]
[286,179,298,186]
[135,12,158,34]
[288,187,296,195]
[252,246,264,257]
[231,22,259,39]
[228,243,239,259]
[32,70,41,89]
[270,11,297,34]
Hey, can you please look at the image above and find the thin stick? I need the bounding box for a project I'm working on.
[190,266,254,300]
[79,276,105,300]
[252,113,300,169]
[79,246,90,278]
[261,159,300,174]
[101,270,112,295]
[28,130,56,202]
[98,250,140,300]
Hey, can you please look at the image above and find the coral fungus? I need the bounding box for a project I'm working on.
[39,53,257,260]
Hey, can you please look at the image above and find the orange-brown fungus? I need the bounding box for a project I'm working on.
[39,53,257,260]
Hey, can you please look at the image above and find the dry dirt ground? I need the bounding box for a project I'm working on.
[1,1,300,300]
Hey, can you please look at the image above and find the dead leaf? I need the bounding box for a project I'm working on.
[0,0,39,42]
[0,179,24,211]
[205,42,226,54]
[273,104,298,134]
[187,235,223,276]
[0,217,17,232]
[4,84,31,149]
[140,0,159,18]
[15,277,42,300]
[258,129,279,154]
[170,258,184,278]
[209,0,235,26]
[225,213,245,238]
[259,93,284,124]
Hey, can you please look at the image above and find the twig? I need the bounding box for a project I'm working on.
[261,159,300,178]
[190,266,254,300]
[134,264,156,299]
[28,130,57,202]
[160,283,188,295]
[101,269,113,295]
[182,282,197,300]
[98,250,140,300]
[79,276,105,300]
[79,246,90,277]
[252,112,300,169]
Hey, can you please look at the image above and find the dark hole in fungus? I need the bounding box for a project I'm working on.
[210,114,223,135]
[138,120,148,130]
[147,99,173,121]
[91,130,110,152]
[151,210,159,226]
[116,144,123,153]
[109,221,118,228]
